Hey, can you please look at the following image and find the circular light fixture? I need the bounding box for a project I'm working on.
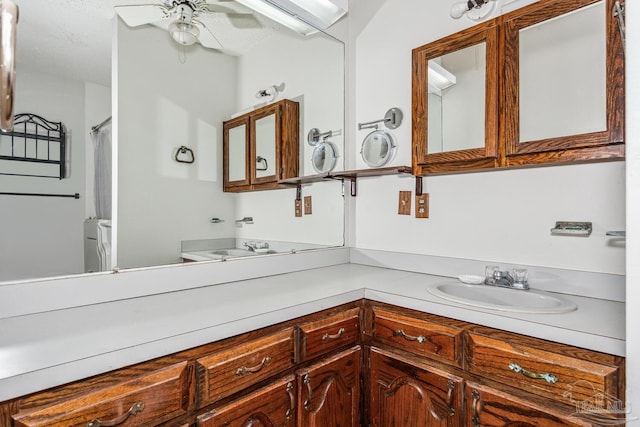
[169,3,200,46]
[169,21,200,45]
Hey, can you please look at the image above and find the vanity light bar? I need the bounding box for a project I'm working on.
[234,0,347,35]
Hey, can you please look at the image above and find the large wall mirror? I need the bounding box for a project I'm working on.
[412,21,499,174]
[0,0,345,283]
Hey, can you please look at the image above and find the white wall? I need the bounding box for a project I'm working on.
[0,70,87,281]
[116,21,238,268]
[234,30,345,246]
[349,0,625,275]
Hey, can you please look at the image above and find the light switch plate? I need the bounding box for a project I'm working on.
[415,194,429,218]
[398,191,411,215]
[304,196,312,215]
[295,200,303,217]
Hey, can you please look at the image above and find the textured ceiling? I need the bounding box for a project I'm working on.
[14,0,288,87]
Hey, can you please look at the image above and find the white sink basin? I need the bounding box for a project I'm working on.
[209,249,257,257]
[427,282,577,314]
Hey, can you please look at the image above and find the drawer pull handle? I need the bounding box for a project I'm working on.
[471,390,481,427]
[285,381,295,420]
[86,402,145,427]
[508,363,558,384]
[393,329,441,353]
[236,357,271,375]
[322,327,345,342]
[446,380,455,417]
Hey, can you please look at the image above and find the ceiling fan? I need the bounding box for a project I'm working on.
[115,0,254,50]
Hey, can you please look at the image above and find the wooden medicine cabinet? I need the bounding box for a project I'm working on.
[412,0,625,176]
[412,21,500,174]
[223,99,299,192]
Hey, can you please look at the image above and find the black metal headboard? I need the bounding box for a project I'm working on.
[0,113,67,179]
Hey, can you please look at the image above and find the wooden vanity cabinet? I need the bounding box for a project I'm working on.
[2,300,626,427]
[223,99,299,192]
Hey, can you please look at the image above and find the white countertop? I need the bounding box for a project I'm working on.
[0,263,625,401]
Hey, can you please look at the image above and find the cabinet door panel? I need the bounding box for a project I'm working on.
[502,0,624,164]
[198,375,295,427]
[465,382,593,426]
[297,346,361,427]
[369,347,462,427]
[253,111,277,182]
[224,117,251,189]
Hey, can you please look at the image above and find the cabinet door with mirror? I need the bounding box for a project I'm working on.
[502,0,625,165]
[224,99,299,192]
[224,117,251,190]
[412,21,499,174]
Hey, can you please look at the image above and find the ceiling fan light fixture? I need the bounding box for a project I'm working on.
[169,21,200,45]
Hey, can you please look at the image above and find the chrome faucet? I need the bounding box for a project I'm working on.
[485,270,529,290]
[243,241,269,252]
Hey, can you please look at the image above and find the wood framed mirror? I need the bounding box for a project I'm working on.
[412,21,499,174]
[502,0,625,165]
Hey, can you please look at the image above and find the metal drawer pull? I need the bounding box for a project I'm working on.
[446,380,455,416]
[86,402,145,427]
[322,327,345,342]
[471,390,481,427]
[509,363,558,384]
[393,329,441,353]
[236,357,272,375]
[285,382,295,420]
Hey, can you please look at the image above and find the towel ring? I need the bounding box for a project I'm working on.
[175,146,195,164]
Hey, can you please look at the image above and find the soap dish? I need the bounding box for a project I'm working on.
[458,275,484,285]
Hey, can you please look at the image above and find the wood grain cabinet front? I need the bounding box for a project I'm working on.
[12,362,192,427]
[370,306,467,367]
[465,382,593,427]
[296,346,361,427]
[196,328,295,407]
[197,375,296,427]
[368,346,463,427]
[465,326,625,410]
[297,307,360,363]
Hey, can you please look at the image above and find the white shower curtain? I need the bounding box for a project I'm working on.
[91,124,112,220]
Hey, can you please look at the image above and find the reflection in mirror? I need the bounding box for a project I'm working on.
[519,1,606,142]
[1,1,345,282]
[361,130,396,167]
[228,124,248,182]
[427,42,486,154]
[311,141,338,173]
[254,113,276,179]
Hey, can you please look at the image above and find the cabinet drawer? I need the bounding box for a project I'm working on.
[371,307,465,366]
[197,328,294,406]
[298,308,360,363]
[13,362,192,427]
[197,375,296,427]
[466,327,624,408]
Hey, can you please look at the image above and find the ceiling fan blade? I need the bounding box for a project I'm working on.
[115,4,167,27]
[197,24,224,50]
[204,0,254,14]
